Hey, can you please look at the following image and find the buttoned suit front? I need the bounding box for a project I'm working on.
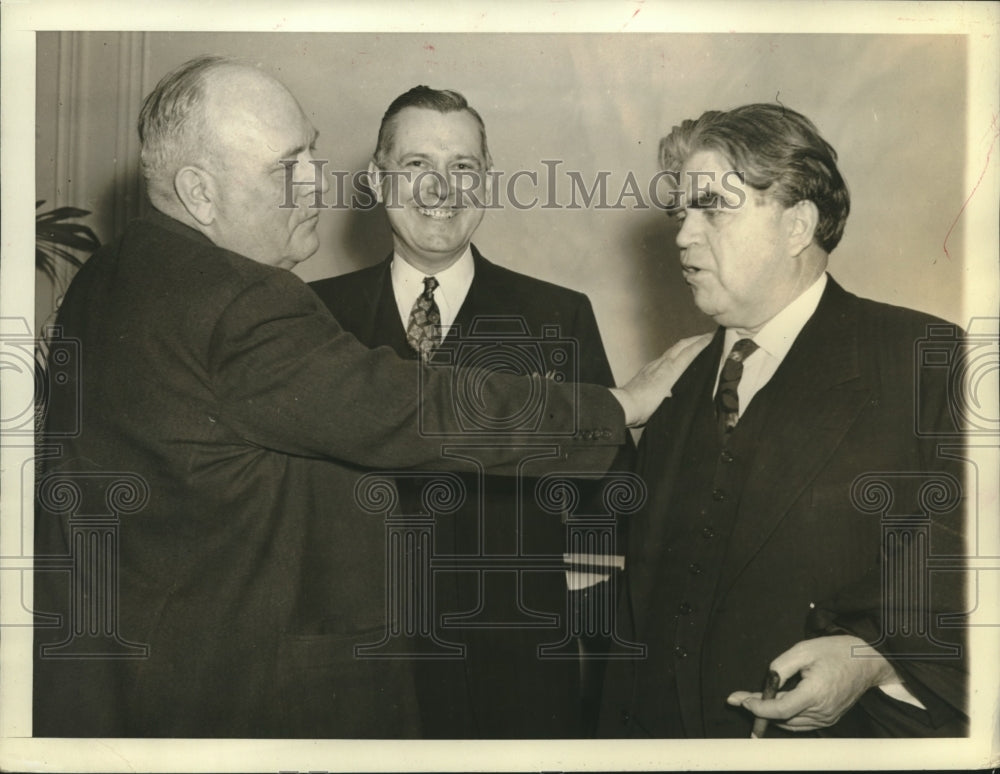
[599,277,967,738]
[310,246,628,737]
[33,212,626,738]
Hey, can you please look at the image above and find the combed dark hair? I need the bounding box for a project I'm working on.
[659,103,850,253]
[373,85,492,168]
[137,55,236,187]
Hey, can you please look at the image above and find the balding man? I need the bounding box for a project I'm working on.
[32,56,701,738]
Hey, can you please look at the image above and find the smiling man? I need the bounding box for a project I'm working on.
[370,95,487,274]
[310,86,629,738]
[599,104,968,738]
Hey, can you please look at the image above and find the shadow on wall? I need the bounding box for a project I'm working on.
[308,153,391,276]
[626,206,715,357]
[337,199,393,274]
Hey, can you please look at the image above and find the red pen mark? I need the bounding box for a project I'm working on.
[424,44,435,52]
[622,2,643,29]
[943,115,999,260]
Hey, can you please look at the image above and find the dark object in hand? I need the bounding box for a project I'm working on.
[750,669,781,738]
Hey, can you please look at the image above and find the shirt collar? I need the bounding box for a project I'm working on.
[390,246,476,332]
[724,272,828,360]
[390,246,475,298]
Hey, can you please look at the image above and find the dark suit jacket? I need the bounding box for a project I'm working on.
[310,246,626,737]
[33,211,626,738]
[599,277,967,738]
[309,247,617,386]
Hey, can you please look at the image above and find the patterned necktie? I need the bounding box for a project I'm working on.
[715,337,759,439]
[406,275,442,360]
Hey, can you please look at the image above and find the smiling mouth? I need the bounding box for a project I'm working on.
[417,207,458,220]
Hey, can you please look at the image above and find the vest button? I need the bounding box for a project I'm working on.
[720,449,735,463]
[621,710,631,724]
[688,562,703,575]
[678,602,693,615]
[702,526,715,539]
[673,646,688,658]
[712,488,727,501]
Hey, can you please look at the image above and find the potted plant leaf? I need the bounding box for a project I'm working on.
[35,200,101,431]
[35,199,101,284]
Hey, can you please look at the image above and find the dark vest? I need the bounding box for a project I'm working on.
[631,371,772,737]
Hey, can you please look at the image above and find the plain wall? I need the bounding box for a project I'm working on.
[36,32,968,383]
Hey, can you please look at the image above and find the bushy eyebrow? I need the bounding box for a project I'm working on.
[689,190,723,209]
[665,189,726,218]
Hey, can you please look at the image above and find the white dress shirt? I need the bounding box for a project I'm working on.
[715,272,827,419]
[391,248,475,338]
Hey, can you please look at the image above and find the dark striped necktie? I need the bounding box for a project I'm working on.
[406,275,442,360]
[715,337,759,440]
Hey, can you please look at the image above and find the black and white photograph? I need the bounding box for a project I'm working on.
[1,1,998,771]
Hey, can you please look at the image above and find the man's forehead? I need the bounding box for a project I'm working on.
[674,149,746,206]
[389,107,485,157]
[204,72,314,150]
[681,148,737,181]
[205,66,303,120]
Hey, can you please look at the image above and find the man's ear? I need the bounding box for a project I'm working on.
[366,160,385,205]
[174,166,215,226]
[786,199,819,256]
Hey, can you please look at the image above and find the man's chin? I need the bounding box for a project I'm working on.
[274,250,316,271]
[284,238,321,268]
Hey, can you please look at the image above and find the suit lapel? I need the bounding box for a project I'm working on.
[368,255,416,358]
[444,245,491,343]
[350,256,391,344]
[717,280,871,595]
[630,328,725,640]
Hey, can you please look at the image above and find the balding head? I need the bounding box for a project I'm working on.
[138,57,296,202]
[138,55,327,268]
[138,55,227,203]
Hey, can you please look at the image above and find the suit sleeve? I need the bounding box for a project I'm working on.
[806,317,968,734]
[569,293,638,471]
[208,271,626,472]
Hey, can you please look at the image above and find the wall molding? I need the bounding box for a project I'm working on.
[112,31,148,235]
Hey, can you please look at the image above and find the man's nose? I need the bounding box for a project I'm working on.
[419,167,450,206]
[315,157,331,196]
[296,156,329,198]
[675,210,700,249]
